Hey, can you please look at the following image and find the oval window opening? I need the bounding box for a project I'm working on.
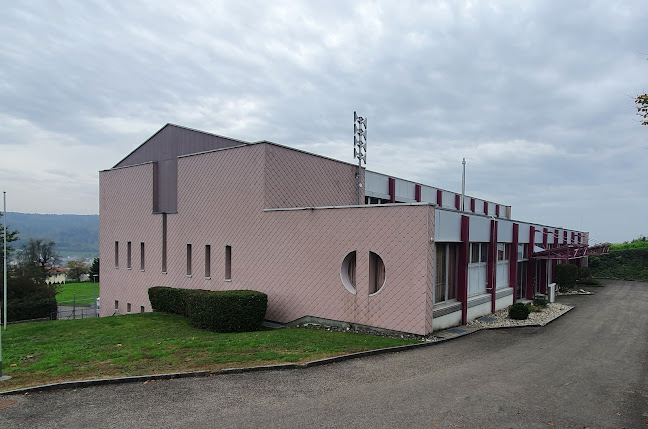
[341,251,357,294]
[369,251,386,295]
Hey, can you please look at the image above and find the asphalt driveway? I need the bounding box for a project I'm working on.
[1,280,646,428]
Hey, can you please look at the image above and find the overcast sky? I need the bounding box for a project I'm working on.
[1,1,646,243]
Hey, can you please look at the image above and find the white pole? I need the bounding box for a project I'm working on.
[1,191,5,378]
[3,191,6,331]
[461,158,466,211]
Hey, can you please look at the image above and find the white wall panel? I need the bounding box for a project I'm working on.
[497,220,513,242]
[469,215,490,242]
[518,223,530,243]
[365,171,389,198]
[435,209,462,242]
[474,199,484,214]
[395,179,416,201]
[442,191,455,208]
[420,185,435,203]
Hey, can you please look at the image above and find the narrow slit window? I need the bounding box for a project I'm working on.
[140,242,145,271]
[140,305,145,313]
[162,213,167,272]
[205,245,211,278]
[127,241,132,269]
[114,300,119,311]
[114,241,119,268]
[186,244,192,276]
[225,245,232,280]
[127,303,131,313]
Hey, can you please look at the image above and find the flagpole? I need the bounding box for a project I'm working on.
[1,191,5,379]
[3,191,6,331]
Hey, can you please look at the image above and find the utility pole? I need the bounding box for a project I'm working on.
[354,112,367,205]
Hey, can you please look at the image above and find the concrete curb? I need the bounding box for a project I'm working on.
[0,307,574,396]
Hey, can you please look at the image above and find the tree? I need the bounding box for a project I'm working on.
[17,238,60,283]
[89,257,99,282]
[636,93,648,125]
[66,260,89,282]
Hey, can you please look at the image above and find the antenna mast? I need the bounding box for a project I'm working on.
[354,111,367,205]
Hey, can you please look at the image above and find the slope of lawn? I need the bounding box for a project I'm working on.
[0,313,419,392]
[56,282,100,306]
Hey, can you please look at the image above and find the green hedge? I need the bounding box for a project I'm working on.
[555,263,578,289]
[589,248,648,282]
[148,287,267,332]
[185,290,267,332]
[6,276,57,322]
[148,286,189,315]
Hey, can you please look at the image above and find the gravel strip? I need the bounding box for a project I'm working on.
[465,303,573,329]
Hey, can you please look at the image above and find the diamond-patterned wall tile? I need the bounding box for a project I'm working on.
[101,143,436,334]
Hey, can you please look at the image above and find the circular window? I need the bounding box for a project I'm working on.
[340,251,357,294]
[369,251,386,295]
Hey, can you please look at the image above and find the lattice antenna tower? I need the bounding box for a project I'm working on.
[354,111,367,205]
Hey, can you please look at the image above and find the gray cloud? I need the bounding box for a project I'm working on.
[1,0,646,242]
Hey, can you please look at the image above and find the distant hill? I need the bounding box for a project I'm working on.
[4,212,99,257]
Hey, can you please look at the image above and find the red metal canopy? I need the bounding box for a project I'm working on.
[532,243,610,260]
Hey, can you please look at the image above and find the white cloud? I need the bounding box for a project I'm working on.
[0,0,647,242]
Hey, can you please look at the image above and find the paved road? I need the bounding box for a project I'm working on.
[2,280,646,428]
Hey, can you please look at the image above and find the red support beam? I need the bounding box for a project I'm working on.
[496,205,500,217]
[510,223,519,303]
[437,189,443,207]
[527,226,536,299]
[415,184,421,202]
[388,177,396,203]
[455,194,460,210]
[458,215,470,325]
[488,219,498,312]
[484,201,489,215]
[470,198,475,213]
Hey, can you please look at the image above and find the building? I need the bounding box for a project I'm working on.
[100,124,602,334]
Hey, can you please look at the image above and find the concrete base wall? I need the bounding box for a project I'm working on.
[432,310,463,331]
[495,289,514,311]
[467,299,492,321]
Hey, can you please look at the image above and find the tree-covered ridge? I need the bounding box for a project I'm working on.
[4,212,98,254]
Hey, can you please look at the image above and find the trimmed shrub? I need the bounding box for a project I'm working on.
[7,276,57,322]
[185,290,267,332]
[509,302,530,320]
[533,294,548,307]
[148,286,191,316]
[555,263,578,290]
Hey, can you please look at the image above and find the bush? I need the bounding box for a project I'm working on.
[533,294,548,307]
[148,286,191,316]
[185,290,267,333]
[577,277,601,286]
[148,287,268,332]
[578,266,592,280]
[6,276,57,322]
[509,302,530,320]
[589,249,648,282]
[555,264,578,290]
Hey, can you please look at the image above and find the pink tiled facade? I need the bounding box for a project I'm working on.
[100,126,591,335]
[100,143,435,334]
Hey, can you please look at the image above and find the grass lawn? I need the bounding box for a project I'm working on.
[56,282,100,306]
[0,313,419,392]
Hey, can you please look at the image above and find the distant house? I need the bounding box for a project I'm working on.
[46,267,67,284]
[99,124,602,335]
